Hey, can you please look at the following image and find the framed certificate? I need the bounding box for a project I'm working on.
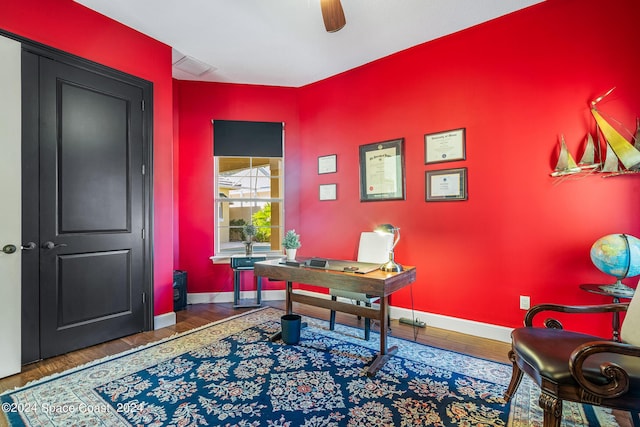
[359,138,405,202]
[319,183,337,201]
[426,168,467,201]
[425,128,466,164]
[318,154,337,174]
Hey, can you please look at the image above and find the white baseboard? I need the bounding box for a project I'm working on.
[154,311,176,330]
[390,306,512,343]
[274,290,513,343]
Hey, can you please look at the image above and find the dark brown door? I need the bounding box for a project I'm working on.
[34,56,147,358]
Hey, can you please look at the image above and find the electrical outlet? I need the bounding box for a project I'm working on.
[520,295,530,310]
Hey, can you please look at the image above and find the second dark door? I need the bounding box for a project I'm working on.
[25,53,149,359]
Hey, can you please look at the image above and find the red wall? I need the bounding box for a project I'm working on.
[10,0,634,335]
[1,0,175,315]
[297,0,640,334]
[174,82,301,294]
[175,0,640,336]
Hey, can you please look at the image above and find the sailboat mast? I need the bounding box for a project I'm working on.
[634,117,640,151]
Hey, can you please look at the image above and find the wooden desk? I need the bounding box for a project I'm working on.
[254,259,416,376]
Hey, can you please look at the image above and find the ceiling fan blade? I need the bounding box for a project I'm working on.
[320,0,346,33]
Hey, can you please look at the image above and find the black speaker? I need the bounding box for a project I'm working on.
[173,270,187,311]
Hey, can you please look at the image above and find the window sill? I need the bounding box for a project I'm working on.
[210,253,285,264]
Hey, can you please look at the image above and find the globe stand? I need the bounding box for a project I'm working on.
[599,279,636,297]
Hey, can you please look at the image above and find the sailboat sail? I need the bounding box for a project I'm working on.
[600,134,620,173]
[591,108,640,170]
[578,133,599,169]
[551,135,581,176]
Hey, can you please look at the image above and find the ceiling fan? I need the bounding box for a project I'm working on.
[320,0,346,32]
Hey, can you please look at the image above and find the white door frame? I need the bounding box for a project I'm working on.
[0,35,22,378]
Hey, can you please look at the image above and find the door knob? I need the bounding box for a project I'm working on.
[22,242,37,251]
[42,241,68,250]
[2,244,17,254]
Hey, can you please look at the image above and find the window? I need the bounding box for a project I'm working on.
[213,120,284,255]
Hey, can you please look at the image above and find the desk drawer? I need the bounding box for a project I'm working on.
[231,256,266,269]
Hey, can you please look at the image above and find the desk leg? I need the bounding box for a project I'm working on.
[256,276,262,305]
[366,296,397,377]
[270,281,293,342]
[286,281,293,314]
[379,296,389,354]
[233,270,262,308]
[233,270,241,307]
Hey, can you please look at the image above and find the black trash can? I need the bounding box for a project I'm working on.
[281,314,301,345]
[173,270,187,311]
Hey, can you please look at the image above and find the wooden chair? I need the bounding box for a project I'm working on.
[504,288,640,427]
[328,232,393,340]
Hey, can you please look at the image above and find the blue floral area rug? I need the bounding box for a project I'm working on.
[1,307,618,426]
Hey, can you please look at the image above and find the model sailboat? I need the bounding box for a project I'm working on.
[551,135,582,176]
[577,133,600,169]
[551,88,640,177]
[600,135,621,173]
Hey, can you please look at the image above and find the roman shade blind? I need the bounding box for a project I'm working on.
[213,120,283,157]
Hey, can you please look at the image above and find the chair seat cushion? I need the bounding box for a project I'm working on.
[512,327,640,396]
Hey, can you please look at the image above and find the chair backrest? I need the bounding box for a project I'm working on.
[357,232,393,264]
[620,286,640,346]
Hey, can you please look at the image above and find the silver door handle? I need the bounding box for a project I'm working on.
[22,242,37,251]
[42,241,68,250]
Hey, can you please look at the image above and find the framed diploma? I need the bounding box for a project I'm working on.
[424,128,466,164]
[359,138,405,202]
[318,154,337,174]
[319,183,337,201]
[425,168,467,201]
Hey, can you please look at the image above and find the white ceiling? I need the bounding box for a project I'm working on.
[74,0,543,88]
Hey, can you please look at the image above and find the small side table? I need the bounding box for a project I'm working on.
[579,283,636,342]
[231,255,266,308]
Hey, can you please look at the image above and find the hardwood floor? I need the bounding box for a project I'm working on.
[0,302,632,426]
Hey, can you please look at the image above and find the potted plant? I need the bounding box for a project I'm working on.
[242,223,257,255]
[282,229,301,261]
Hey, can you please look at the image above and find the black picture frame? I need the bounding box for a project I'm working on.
[425,168,468,201]
[319,183,337,201]
[359,138,406,202]
[318,154,337,174]
[424,128,466,164]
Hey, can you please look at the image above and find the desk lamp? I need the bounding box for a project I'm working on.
[375,223,403,272]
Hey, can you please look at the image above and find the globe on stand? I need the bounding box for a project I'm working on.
[590,233,640,297]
